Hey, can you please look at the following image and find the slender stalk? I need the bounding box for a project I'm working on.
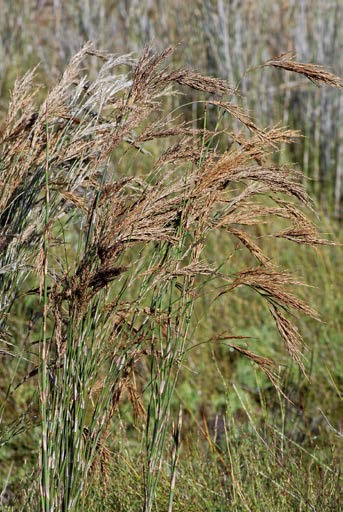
[40,110,50,511]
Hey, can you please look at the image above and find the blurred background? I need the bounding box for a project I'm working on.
[0,1,342,510]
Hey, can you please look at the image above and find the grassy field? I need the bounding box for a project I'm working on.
[0,6,342,511]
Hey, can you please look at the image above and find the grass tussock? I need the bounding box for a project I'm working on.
[0,43,341,511]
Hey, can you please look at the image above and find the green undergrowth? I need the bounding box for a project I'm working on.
[1,215,341,511]
[85,381,342,512]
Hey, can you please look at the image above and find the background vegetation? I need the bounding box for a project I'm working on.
[0,1,342,511]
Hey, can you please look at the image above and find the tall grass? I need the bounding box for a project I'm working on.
[0,44,341,510]
[1,0,342,217]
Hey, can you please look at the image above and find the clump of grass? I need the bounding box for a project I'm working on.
[0,43,341,511]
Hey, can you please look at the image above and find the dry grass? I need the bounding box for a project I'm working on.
[262,52,343,88]
[0,43,341,510]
